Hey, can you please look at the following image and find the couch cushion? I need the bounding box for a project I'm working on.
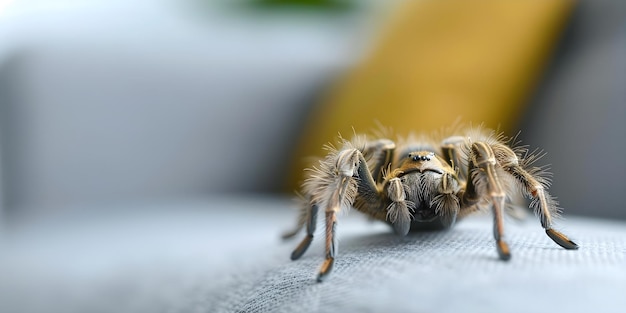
[1,197,624,313]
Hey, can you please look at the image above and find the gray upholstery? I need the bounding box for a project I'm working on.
[1,197,625,313]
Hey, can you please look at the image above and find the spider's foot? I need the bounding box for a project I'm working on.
[291,235,313,260]
[496,240,511,261]
[316,257,334,283]
[546,229,579,250]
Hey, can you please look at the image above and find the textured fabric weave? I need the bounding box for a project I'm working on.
[1,197,625,313]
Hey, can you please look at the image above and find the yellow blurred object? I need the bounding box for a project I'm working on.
[286,0,574,191]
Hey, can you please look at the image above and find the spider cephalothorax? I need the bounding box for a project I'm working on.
[284,126,578,282]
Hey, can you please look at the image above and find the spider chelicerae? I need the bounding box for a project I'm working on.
[283,125,578,282]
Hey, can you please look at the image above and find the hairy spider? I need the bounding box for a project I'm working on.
[284,126,578,282]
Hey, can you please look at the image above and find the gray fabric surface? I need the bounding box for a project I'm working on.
[1,197,625,313]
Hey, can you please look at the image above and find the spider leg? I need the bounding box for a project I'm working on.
[281,226,301,240]
[318,142,405,281]
[282,195,310,240]
[293,138,398,282]
[439,138,477,220]
[462,142,511,260]
[362,139,396,184]
[354,142,415,236]
[289,203,319,260]
[316,148,362,282]
[500,155,578,250]
[442,136,467,180]
[318,209,338,282]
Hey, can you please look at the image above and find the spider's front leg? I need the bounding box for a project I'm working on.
[461,141,579,261]
[493,145,579,250]
[461,142,513,260]
[290,139,394,282]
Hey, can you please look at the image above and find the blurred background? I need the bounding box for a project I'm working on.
[0,0,625,225]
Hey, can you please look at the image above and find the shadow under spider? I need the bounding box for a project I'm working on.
[337,224,456,254]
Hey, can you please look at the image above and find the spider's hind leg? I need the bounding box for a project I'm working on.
[288,202,319,260]
[282,195,313,240]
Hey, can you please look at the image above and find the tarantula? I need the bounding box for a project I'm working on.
[284,126,578,282]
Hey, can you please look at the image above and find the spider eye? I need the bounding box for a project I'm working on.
[412,155,419,161]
